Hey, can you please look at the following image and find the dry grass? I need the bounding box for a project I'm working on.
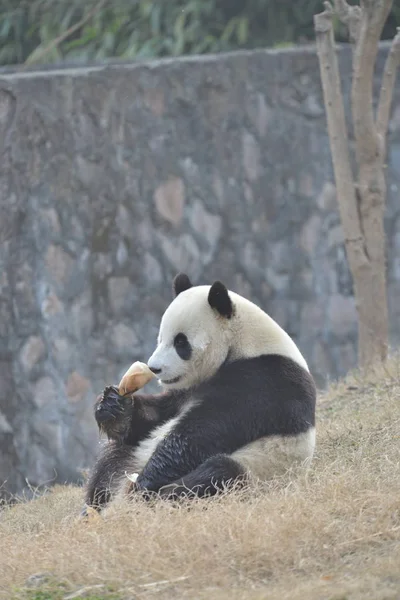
[1,355,399,600]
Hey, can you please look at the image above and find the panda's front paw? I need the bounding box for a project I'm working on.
[95,386,133,440]
[95,386,124,422]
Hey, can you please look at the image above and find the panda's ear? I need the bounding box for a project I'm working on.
[208,281,234,319]
[173,273,193,297]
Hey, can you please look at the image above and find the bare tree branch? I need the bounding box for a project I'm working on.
[351,1,392,166]
[332,0,362,42]
[376,27,400,148]
[361,0,392,23]
[314,3,368,268]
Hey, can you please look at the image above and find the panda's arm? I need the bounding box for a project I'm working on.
[94,388,183,446]
[126,393,184,445]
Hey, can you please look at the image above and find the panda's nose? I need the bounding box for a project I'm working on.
[149,366,162,375]
[147,353,162,375]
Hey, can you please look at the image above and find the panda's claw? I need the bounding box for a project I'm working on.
[95,385,127,425]
[158,482,198,501]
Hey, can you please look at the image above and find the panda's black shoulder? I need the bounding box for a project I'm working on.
[208,354,315,393]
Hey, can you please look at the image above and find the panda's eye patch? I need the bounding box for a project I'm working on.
[173,333,192,361]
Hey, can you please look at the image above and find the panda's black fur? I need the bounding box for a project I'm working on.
[84,274,316,508]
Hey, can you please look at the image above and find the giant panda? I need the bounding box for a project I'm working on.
[84,273,316,509]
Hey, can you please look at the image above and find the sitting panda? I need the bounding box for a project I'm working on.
[84,273,316,508]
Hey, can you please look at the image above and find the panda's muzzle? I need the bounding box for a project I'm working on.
[160,375,181,385]
[148,354,182,385]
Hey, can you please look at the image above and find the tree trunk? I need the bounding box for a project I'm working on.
[352,251,388,366]
[350,0,391,366]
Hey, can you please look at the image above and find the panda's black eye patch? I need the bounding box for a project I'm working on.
[173,333,192,361]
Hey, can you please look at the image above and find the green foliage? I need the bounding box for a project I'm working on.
[23,593,120,600]
[24,595,120,600]
[0,0,399,67]
[16,582,121,600]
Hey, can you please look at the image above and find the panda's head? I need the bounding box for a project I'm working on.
[147,273,236,391]
[147,273,309,391]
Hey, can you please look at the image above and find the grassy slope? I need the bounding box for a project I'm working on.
[0,355,399,600]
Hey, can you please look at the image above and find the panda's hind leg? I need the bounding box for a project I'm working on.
[158,454,247,500]
[83,442,137,514]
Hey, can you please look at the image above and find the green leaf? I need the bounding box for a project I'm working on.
[150,3,161,35]
[237,16,249,45]
[0,16,12,38]
[221,18,238,43]
[139,0,153,19]
[61,6,78,30]
[103,30,115,52]
[24,43,47,65]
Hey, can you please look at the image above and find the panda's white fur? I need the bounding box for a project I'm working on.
[231,429,316,482]
[86,275,316,508]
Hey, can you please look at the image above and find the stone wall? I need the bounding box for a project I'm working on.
[1,44,399,497]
